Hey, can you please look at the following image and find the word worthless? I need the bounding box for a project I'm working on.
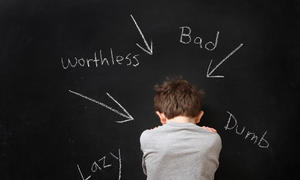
[61,49,139,69]
[77,149,121,180]
[224,111,269,149]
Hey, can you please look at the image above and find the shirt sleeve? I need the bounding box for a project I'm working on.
[209,133,222,168]
[140,130,150,175]
[214,133,222,156]
[142,154,147,175]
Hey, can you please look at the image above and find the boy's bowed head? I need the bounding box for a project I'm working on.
[153,77,216,132]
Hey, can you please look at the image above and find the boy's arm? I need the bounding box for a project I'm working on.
[142,155,147,175]
[140,130,149,175]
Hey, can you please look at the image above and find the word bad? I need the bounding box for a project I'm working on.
[61,49,139,69]
[179,26,219,51]
[224,111,269,149]
[77,149,121,180]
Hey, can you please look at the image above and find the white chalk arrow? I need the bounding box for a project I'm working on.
[130,14,153,55]
[68,90,134,123]
[206,43,244,78]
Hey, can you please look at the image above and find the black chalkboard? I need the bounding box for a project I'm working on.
[1,0,299,179]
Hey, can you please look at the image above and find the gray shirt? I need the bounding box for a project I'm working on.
[140,121,222,180]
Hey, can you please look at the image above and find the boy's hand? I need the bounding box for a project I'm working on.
[202,126,217,133]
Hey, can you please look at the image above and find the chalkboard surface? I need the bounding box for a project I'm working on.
[1,0,299,179]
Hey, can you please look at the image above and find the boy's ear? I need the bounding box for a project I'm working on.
[156,111,167,124]
[195,110,204,124]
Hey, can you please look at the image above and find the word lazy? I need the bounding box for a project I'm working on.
[179,26,219,51]
[61,49,139,69]
[224,111,269,149]
[77,149,121,180]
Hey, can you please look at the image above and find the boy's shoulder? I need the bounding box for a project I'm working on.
[140,126,161,138]
[140,126,165,143]
[140,125,222,152]
[140,124,221,140]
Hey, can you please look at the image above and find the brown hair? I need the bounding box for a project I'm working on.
[154,77,204,119]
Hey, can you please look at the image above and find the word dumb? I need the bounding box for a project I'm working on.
[224,111,269,149]
[61,49,139,69]
[77,149,121,180]
[179,26,219,51]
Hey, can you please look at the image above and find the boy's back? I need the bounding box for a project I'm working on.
[140,121,222,180]
[141,77,222,179]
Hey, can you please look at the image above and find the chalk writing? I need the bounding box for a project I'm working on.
[179,26,243,78]
[179,26,219,51]
[68,90,134,123]
[130,14,153,55]
[206,43,243,78]
[224,111,269,149]
[61,49,139,69]
[77,148,121,180]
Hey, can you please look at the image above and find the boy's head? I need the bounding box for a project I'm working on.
[154,77,204,124]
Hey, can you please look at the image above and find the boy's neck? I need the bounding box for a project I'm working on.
[166,116,197,124]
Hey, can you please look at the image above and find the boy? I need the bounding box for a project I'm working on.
[140,77,222,180]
